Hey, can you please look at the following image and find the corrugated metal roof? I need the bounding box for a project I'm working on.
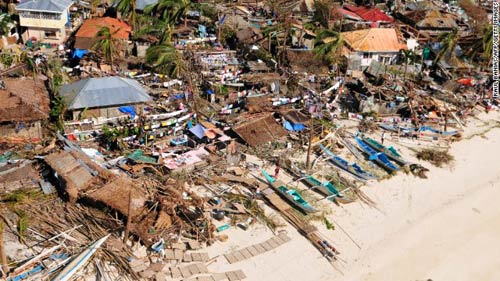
[342,28,405,52]
[16,0,73,13]
[59,77,152,110]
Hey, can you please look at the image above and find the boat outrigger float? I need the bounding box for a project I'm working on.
[261,170,318,214]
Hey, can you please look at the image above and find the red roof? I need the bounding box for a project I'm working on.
[343,5,394,23]
[76,17,131,39]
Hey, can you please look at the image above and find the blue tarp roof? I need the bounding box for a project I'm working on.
[189,124,206,139]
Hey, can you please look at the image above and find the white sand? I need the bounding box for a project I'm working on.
[207,112,500,281]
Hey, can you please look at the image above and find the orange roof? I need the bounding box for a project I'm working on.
[76,17,131,39]
[341,28,406,53]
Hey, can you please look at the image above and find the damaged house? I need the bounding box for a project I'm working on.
[232,113,288,146]
[0,77,50,141]
[74,17,132,56]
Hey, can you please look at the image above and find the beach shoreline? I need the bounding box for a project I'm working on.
[206,112,500,281]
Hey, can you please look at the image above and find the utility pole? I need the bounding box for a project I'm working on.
[306,118,314,170]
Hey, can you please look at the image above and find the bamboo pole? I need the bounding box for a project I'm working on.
[123,190,132,243]
[0,222,8,275]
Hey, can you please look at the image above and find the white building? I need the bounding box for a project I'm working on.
[342,28,406,68]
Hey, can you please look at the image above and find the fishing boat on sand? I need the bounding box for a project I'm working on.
[284,162,343,200]
[51,234,110,281]
[261,170,318,214]
[8,246,70,281]
[354,137,399,173]
[319,144,377,181]
[362,136,408,166]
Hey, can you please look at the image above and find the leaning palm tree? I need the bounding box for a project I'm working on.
[399,49,417,81]
[115,0,137,30]
[145,44,186,77]
[434,28,459,65]
[313,29,344,64]
[92,26,121,71]
[144,0,190,44]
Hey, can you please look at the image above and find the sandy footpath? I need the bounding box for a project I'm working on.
[207,112,500,281]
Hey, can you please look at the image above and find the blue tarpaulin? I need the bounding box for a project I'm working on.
[207,89,214,95]
[72,48,89,59]
[284,120,305,131]
[189,124,206,139]
[119,106,136,119]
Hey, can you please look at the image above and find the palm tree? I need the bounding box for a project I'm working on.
[482,24,493,68]
[115,0,137,30]
[144,0,190,44]
[399,49,417,81]
[0,13,12,36]
[145,44,186,77]
[92,26,121,71]
[434,28,459,65]
[313,29,344,64]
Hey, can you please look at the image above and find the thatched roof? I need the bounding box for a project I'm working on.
[0,77,49,122]
[232,113,288,146]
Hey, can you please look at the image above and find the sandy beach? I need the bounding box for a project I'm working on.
[206,112,500,281]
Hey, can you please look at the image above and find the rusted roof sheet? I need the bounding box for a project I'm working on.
[232,114,288,146]
[0,77,50,122]
[342,28,406,52]
[282,110,310,124]
[75,17,131,50]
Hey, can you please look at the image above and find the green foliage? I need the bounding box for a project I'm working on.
[0,13,13,36]
[50,95,66,132]
[0,52,14,67]
[435,28,459,64]
[145,44,186,77]
[313,29,344,64]
[324,217,335,230]
[16,210,29,239]
[92,26,120,68]
[195,3,217,22]
[416,149,454,167]
[482,24,493,63]
[312,0,331,29]
[220,25,236,46]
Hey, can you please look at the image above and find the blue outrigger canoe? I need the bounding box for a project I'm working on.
[354,137,399,173]
[319,144,377,181]
[362,136,408,166]
[261,170,318,214]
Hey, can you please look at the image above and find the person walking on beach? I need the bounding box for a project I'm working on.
[381,132,386,145]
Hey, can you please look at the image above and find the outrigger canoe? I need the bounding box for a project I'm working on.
[362,136,407,166]
[285,162,341,198]
[51,234,110,281]
[261,170,318,214]
[319,144,377,181]
[354,137,399,173]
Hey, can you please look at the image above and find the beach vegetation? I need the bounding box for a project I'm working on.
[416,149,454,167]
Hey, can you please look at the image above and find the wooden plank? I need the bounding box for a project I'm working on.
[226,271,239,281]
[170,267,181,279]
[278,233,291,243]
[174,249,184,260]
[164,249,175,260]
[200,252,210,262]
[254,243,266,254]
[184,253,193,262]
[224,253,237,264]
[239,248,252,260]
[212,273,229,281]
[247,246,259,256]
[270,236,284,246]
[232,251,245,262]
[188,264,200,275]
[192,252,201,262]
[196,263,208,273]
[234,270,246,280]
[179,266,192,278]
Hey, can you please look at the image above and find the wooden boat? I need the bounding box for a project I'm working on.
[362,136,408,166]
[319,144,376,181]
[9,246,70,281]
[260,170,318,214]
[354,137,399,173]
[284,162,341,198]
[51,234,111,281]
